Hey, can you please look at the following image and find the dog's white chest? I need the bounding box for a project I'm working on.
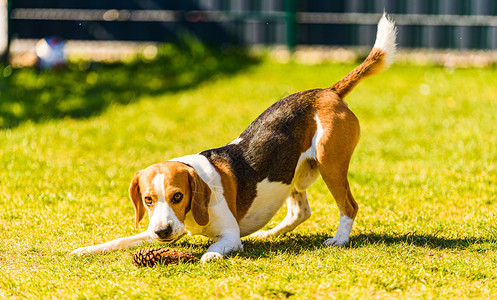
[238,179,292,236]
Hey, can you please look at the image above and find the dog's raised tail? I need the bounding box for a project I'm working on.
[330,13,397,99]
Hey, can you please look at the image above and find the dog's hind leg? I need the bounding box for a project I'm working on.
[320,174,358,247]
[250,189,311,239]
[319,153,359,247]
[316,105,360,247]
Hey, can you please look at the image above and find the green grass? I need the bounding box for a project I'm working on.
[1,54,497,299]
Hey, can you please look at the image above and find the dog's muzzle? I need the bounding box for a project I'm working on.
[154,225,173,240]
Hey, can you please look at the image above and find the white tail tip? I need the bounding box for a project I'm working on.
[372,13,397,66]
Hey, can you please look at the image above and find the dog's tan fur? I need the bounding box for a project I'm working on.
[209,160,240,220]
[331,48,387,98]
[316,93,360,220]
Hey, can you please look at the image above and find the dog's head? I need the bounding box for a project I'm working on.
[129,161,211,242]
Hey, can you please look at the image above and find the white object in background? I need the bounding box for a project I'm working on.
[36,37,66,69]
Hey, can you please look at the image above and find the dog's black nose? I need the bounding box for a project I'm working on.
[154,225,173,240]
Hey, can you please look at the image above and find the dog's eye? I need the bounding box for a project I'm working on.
[144,196,153,206]
[171,192,183,204]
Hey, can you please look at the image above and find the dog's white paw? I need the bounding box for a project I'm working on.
[201,252,222,263]
[325,216,353,247]
[71,245,108,255]
[249,230,274,239]
[71,246,95,256]
[323,236,349,247]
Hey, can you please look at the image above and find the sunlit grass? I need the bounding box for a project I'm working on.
[1,58,496,299]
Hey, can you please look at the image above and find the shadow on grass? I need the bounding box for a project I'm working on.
[238,233,331,258]
[0,41,259,128]
[234,232,493,259]
[350,233,493,250]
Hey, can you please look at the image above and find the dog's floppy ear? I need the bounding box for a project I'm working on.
[129,170,145,228]
[188,168,211,226]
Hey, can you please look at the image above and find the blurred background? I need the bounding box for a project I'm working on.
[2,0,497,63]
[0,0,496,128]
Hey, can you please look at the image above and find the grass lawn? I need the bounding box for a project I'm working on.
[1,51,497,298]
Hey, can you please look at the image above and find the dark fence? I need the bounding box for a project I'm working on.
[8,0,497,49]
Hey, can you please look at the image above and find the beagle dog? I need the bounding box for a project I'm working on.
[72,14,396,262]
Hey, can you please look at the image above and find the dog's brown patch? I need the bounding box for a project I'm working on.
[208,160,240,220]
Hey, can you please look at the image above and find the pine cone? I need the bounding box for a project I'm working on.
[132,247,197,267]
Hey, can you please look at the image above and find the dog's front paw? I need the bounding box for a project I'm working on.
[249,230,274,239]
[201,252,222,263]
[71,246,95,256]
[323,236,349,247]
[71,244,108,256]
